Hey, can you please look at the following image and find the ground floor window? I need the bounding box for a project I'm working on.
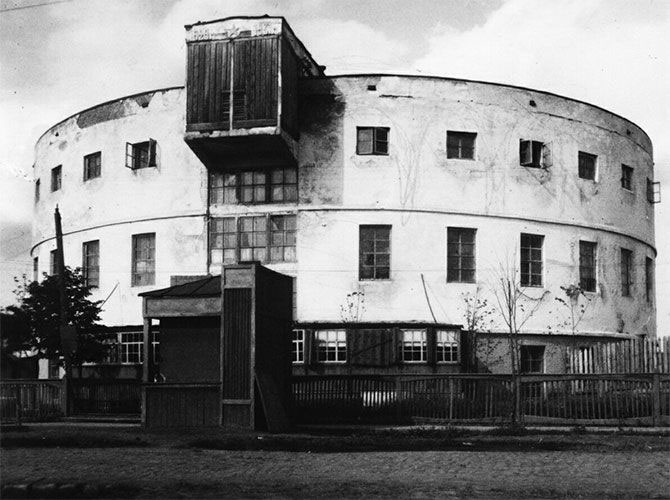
[436,330,459,363]
[520,345,545,373]
[292,329,305,363]
[401,329,426,362]
[315,330,347,363]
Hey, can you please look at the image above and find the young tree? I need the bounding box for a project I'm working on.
[8,267,109,372]
[460,286,496,372]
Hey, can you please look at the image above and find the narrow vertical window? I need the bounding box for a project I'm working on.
[50,165,62,192]
[270,215,296,262]
[315,330,347,362]
[621,164,633,191]
[436,330,459,363]
[292,329,305,363]
[447,131,476,159]
[579,241,597,292]
[239,216,267,262]
[401,329,427,362]
[447,228,476,283]
[83,152,102,181]
[209,217,237,265]
[578,151,597,180]
[49,249,57,275]
[359,225,391,280]
[620,248,633,297]
[131,233,155,286]
[33,257,39,282]
[646,257,653,303]
[82,240,100,288]
[34,179,40,203]
[356,127,389,155]
[520,233,544,287]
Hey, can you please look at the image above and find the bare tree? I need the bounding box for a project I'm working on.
[460,286,496,372]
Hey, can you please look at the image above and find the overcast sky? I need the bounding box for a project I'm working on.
[1,0,668,332]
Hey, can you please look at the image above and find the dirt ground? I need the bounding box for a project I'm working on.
[1,425,669,498]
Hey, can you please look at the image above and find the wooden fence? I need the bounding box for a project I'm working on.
[0,379,64,423]
[567,337,670,374]
[70,379,142,415]
[292,373,670,426]
[144,383,220,428]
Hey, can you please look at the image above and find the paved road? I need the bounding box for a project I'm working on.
[2,447,669,498]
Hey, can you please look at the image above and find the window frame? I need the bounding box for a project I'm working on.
[520,233,544,287]
[447,227,476,283]
[436,330,459,364]
[209,167,298,205]
[579,240,597,292]
[621,164,633,191]
[359,225,391,281]
[119,332,143,365]
[401,329,427,363]
[620,248,633,297]
[82,240,100,288]
[131,233,156,287]
[520,345,545,374]
[292,329,305,364]
[125,139,157,170]
[447,131,476,160]
[49,249,57,275]
[34,179,40,203]
[645,257,653,303]
[83,151,102,181]
[50,165,62,192]
[315,329,347,363]
[578,151,597,181]
[519,140,545,168]
[356,127,389,156]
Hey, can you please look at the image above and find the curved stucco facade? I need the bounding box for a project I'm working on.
[32,75,657,339]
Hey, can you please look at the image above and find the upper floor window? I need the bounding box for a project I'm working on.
[125,139,157,170]
[401,329,426,362]
[83,152,102,181]
[131,233,155,286]
[646,178,661,204]
[620,248,633,297]
[447,227,475,283]
[578,151,597,180]
[520,233,543,287]
[437,330,459,363]
[34,179,40,203]
[292,329,305,364]
[315,330,346,363]
[621,164,633,191]
[520,345,545,373]
[51,165,62,192]
[579,241,597,292]
[519,140,549,168]
[359,225,391,280]
[646,257,654,303]
[209,167,297,205]
[209,214,296,266]
[447,131,476,159]
[49,249,57,275]
[82,240,100,288]
[33,257,39,282]
[356,127,389,155]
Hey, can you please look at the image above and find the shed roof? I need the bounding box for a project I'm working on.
[139,275,221,298]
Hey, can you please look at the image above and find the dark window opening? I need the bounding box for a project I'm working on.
[359,225,391,280]
[357,127,389,155]
[520,345,545,373]
[578,151,597,180]
[50,165,62,192]
[621,164,633,191]
[34,179,40,203]
[447,227,476,283]
[33,257,39,282]
[579,241,597,292]
[447,131,476,159]
[49,249,57,275]
[647,178,661,203]
[520,233,543,287]
[125,139,157,170]
[620,248,633,297]
[209,167,297,205]
[646,257,654,303]
[83,152,102,181]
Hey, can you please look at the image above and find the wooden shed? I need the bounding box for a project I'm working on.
[139,263,293,430]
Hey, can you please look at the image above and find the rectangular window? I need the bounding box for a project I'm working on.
[402,329,427,362]
[83,152,101,181]
[315,330,346,362]
[520,233,544,287]
[578,151,597,180]
[209,217,237,265]
[519,140,544,168]
[646,257,653,303]
[621,164,633,191]
[620,248,633,297]
[436,330,459,363]
[120,332,143,364]
[50,165,62,192]
[356,127,389,155]
[579,241,597,292]
[270,215,297,262]
[240,216,267,262]
[33,257,39,282]
[447,227,476,283]
[34,179,40,203]
[520,345,545,373]
[209,167,297,205]
[50,249,57,275]
[647,178,661,203]
[131,233,155,286]
[82,240,100,288]
[447,131,476,159]
[292,329,305,363]
[359,225,391,280]
[125,139,157,170]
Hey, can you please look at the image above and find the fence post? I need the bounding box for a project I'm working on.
[61,376,69,417]
[448,378,454,421]
[394,376,402,422]
[15,385,22,425]
[652,373,661,426]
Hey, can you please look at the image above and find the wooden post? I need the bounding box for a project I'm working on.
[448,377,454,421]
[652,373,661,426]
[394,375,402,422]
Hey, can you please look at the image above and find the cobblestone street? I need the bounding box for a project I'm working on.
[2,446,669,498]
